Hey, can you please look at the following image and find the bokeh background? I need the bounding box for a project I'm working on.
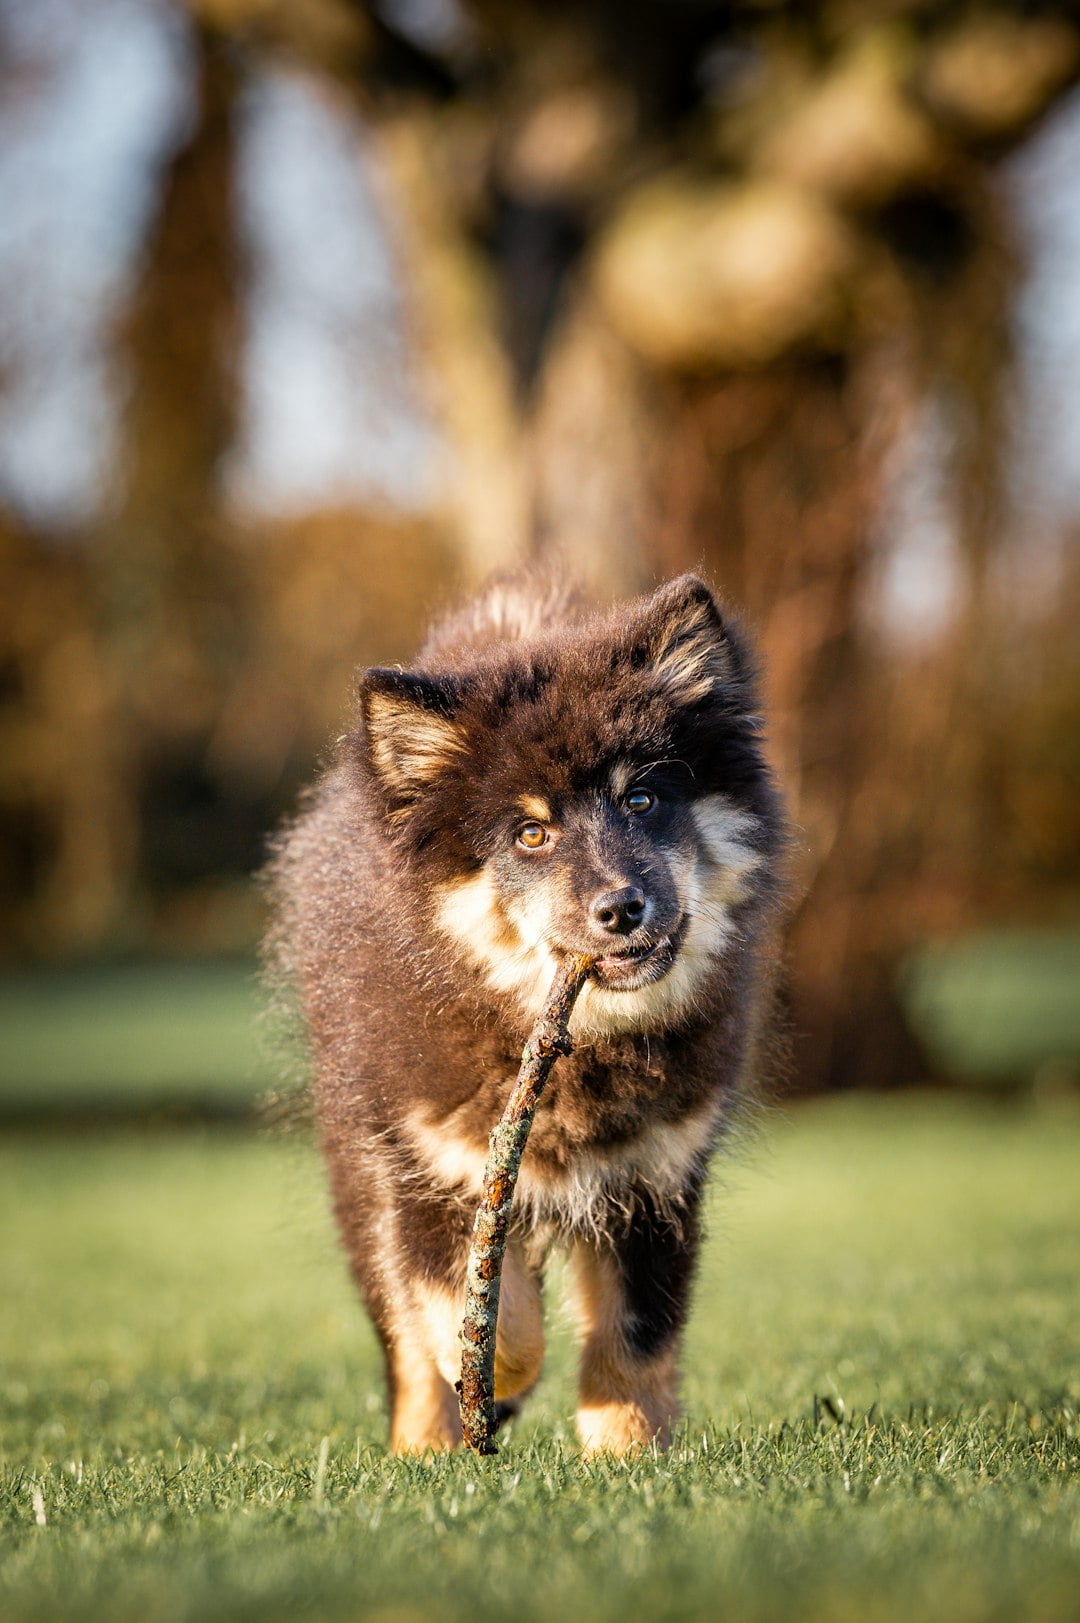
[2,0,1080,1115]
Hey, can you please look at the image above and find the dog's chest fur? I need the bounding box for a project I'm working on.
[400,1036,729,1238]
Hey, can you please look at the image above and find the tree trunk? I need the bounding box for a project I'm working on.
[99,21,243,912]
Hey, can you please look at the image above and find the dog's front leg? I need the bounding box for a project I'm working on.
[384,1168,545,1453]
[570,1189,702,1456]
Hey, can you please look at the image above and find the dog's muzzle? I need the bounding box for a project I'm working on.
[588,917,687,990]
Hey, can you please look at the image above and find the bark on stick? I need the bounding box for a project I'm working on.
[458,951,594,1454]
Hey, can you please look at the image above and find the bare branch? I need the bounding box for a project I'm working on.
[457,951,593,1454]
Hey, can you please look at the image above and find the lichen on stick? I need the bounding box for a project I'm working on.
[457,951,594,1454]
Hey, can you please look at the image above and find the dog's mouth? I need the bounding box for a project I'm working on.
[587,917,687,991]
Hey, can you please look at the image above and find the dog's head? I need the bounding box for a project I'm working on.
[354,575,781,1036]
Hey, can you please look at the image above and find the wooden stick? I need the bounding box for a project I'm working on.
[458,951,594,1454]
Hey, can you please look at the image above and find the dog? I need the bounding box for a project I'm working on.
[268,573,785,1454]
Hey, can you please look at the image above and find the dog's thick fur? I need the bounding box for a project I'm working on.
[269,574,785,1454]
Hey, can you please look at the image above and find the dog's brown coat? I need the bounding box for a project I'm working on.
[269,575,784,1452]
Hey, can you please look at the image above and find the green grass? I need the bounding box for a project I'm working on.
[2,1096,1078,1623]
[0,961,279,1112]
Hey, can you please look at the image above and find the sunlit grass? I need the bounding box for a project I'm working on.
[2,1096,1078,1622]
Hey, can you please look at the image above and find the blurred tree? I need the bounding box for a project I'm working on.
[0,11,460,960]
[186,0,1078,1089]
[95,15,461,951]
[3,0,1077,1089]
[102,20,245,921]
[0,516,130,952]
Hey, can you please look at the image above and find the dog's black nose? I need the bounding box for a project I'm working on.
[592,886,646,935]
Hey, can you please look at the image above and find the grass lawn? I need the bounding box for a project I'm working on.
[1,1095,1078,1623]
[0,961,278,1116]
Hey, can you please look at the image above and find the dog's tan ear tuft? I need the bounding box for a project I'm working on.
[640,575,735,704]
[359,669,466,801]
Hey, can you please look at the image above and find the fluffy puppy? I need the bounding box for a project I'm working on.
[269,573,785,1453]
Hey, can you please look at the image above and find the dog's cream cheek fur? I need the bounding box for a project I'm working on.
[435,870,558,1008]
[691,795,763,888]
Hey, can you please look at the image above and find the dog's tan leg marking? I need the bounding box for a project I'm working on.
[570,1242,679,1456]
[388,1333,462,1454]
[415,1245,545,1404]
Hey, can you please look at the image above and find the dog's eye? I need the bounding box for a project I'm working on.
[517,822,549,850]
[625,789,656,815]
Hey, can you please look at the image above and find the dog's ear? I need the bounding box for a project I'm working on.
[635,575,741,704]
[358,668,467,801]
